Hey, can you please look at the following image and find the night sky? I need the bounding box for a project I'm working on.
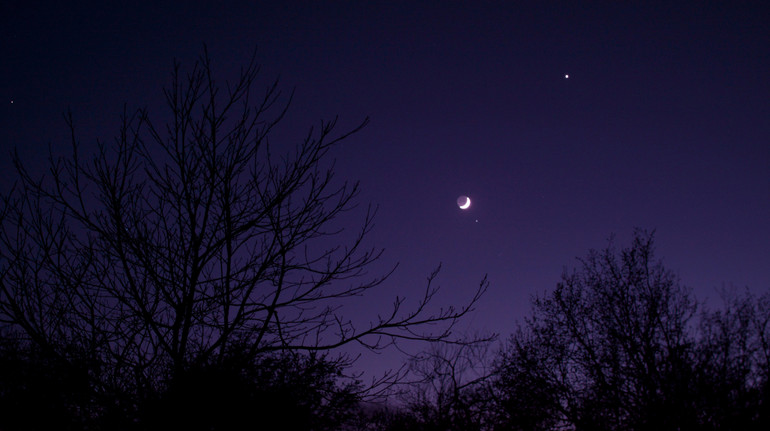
[2,0,769,376]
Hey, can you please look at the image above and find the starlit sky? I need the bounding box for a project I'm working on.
[2,1,769,376]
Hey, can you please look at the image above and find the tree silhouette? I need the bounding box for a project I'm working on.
[0,48,486,426]
[495,230,699,429]
[397,338,496,431]
[693,289,770,429]
[494,327,564,431]
[0,335,93,430]
[493,230,770,430]
[140,351,361,430]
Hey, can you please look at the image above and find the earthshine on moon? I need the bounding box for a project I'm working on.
[457,196,471,209]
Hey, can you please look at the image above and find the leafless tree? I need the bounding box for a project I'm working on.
[0,48,487,404]
[495,230,700,430]
[694,288,770,428]
[394,335,496,430]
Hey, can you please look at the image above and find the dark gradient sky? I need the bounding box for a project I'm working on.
[2,0,769,375]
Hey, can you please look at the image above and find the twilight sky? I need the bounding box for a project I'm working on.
[2,0,769,375]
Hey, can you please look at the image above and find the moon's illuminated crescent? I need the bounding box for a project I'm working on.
[458,196,471,209]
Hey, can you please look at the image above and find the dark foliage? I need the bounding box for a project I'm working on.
[0,337,360,430]
[141,352,361,431]
[0,337,91,430]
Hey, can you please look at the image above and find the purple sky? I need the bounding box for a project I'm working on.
[2,1,769,375]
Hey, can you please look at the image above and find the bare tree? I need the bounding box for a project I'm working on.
[493,325,567,431]
[384,336,497,431]
[494,230,699,430]
[694,289,770,429]
[0,48,487,408]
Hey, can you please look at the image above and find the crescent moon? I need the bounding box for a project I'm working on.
[459,196,471,209]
